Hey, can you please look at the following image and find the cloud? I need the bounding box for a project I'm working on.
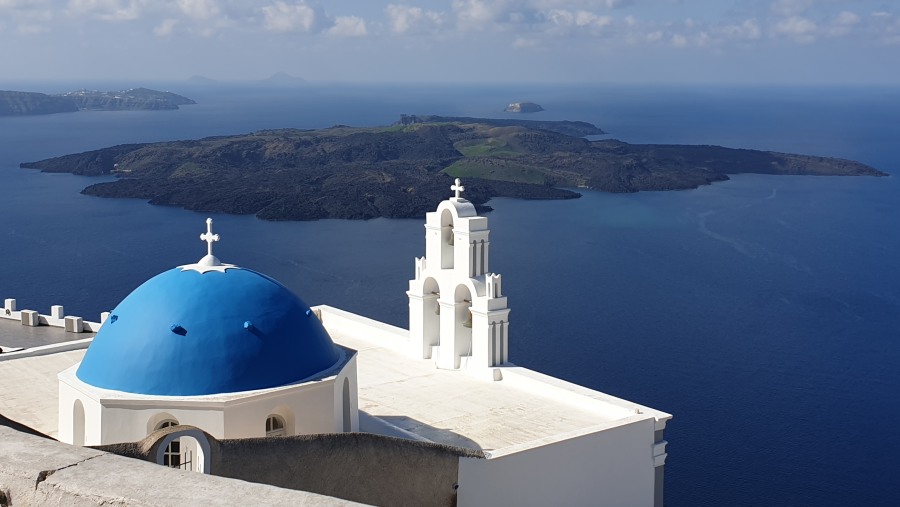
[385,4,443,34]
[770,0,814,17]
[774,15,816,42]
[261,1,317,33]
[576,11,612,28]
[671,32,687,47]
[512,36,539,48]
[449,0,633,32]
[18,23,49,34]
[835,11,860,26]
[0,0,36,8]
[67,0,145,22]
[602,0,633,7]
[827,10,860,37]
[718,18,761,40]
[544,8,612,36]
[177,0,219,21]
[154,18,177,36]
[328,15,367,37]
[452,0,509,30]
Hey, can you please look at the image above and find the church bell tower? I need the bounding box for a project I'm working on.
[408,179,510,371]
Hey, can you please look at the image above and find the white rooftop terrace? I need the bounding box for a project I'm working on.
[316,305,670,454]
[0,304,670,452]
[0,348,84,438]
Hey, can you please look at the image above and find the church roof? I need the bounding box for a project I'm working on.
[75,219,340,396]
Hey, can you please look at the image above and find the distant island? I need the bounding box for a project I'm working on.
[19,116,887,221]
[0,88,195,116]
[505,102,544,113]
[187,72,307,88]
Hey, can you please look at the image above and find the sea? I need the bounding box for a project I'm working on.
[1,82,898,507]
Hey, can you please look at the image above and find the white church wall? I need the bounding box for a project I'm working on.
[57,381,76,444]
[102,405,225,444]
[58,381,102,446]
[456,417,657,507]
[222,380,337,439]
[333,354,359,432]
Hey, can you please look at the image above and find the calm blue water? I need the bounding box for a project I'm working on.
[1,84,898,507]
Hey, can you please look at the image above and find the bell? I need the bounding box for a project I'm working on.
[463,310,472,328]
[448,233,454,246]
[434,304,440,315]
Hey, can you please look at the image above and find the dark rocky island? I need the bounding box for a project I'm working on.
[505,102,544,113]
[19,117,887,221]
[0,91,79,116]
[0,88,195,116]
[61,88,196,111]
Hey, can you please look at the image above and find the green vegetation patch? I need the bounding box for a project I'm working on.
[444,159,548,184]
[454,138,524,158]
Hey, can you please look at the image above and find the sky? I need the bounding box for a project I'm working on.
[1,0,898,85]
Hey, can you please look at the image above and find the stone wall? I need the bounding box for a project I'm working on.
[99,426,484,507]
[0,425,360,506]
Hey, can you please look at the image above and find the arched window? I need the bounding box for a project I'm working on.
[72,399,85,447]
[265,415,286,437]
[343,377,352,432]
[156,419,180,468]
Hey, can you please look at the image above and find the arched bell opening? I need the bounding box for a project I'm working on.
[440,209,455,269]
[454,284,473,361]
[422,277,441,353]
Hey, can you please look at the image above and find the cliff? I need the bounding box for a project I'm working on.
[0,88,195,116]
[61,88,196,111]
[0,91,79,116]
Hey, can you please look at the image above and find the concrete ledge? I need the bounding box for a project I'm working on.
[0,298,104,333]
[0,338,93,362]
[0,426,364,506]
[500,366,673,429]
[314,305,409,351]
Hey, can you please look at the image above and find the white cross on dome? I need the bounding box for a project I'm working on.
[200,218,220,257]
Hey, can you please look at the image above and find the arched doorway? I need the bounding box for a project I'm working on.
[155,420,181,468]
[154,427,211,474]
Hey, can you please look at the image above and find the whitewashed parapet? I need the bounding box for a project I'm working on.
[0,337,93,362]
[0,298,105,333]
[313,305,409,351]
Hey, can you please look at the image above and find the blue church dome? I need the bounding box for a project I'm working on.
[76,264,341,396]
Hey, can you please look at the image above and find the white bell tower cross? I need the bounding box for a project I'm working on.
[408,179,511,371]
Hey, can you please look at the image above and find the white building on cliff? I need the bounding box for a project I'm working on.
[0,179,671,507]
